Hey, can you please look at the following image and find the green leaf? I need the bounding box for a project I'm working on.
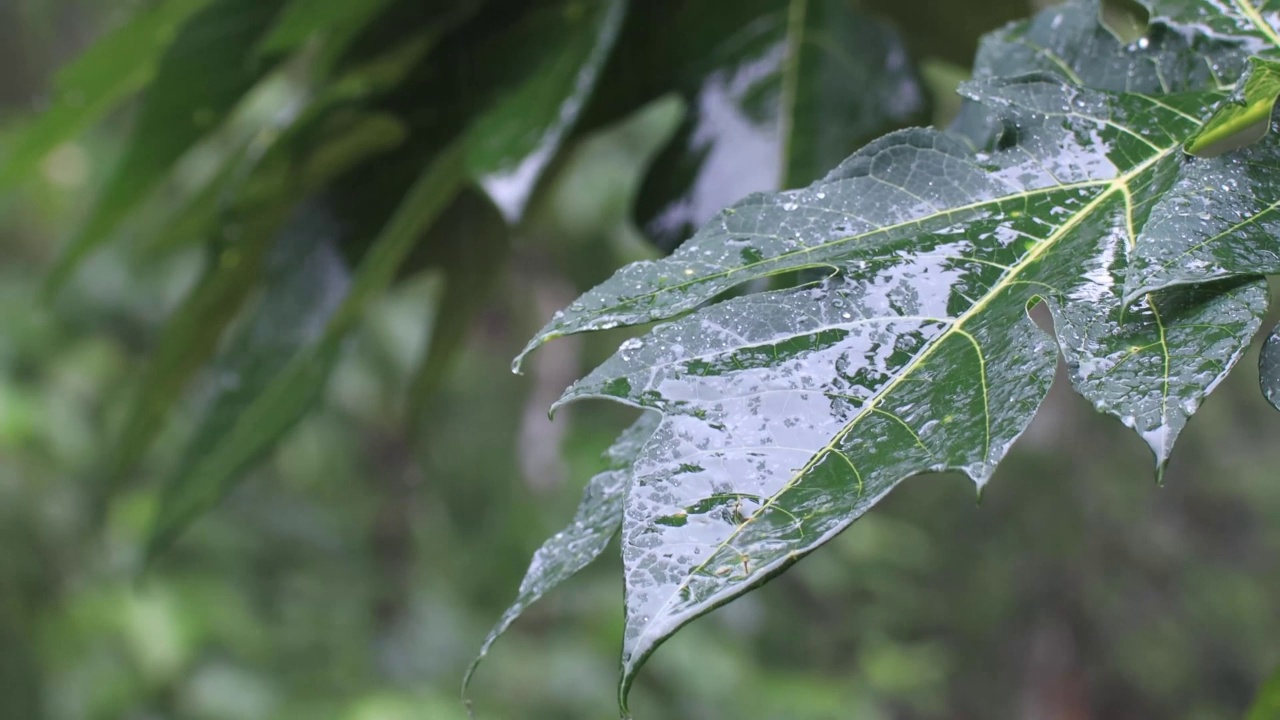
[105,108,407,496]
[1123,112,1280,299]
[1261,325,1280,411]
[405,190,510,421]
[637,0,921,249]
[147,202,350,556]
[1248,664,1280,720]
[0,0,215,192]
[462,0,628,221]
[1186,57,1280,155]
[46,0,286,292]
[585,0,928,250]
[948,0,1249,148]
[256,0,394,58]
[1140,0,1280,48]
[972,0,1248,91]
[462,412,659,700]
[146,142,466,556]
[523,52,1278,715]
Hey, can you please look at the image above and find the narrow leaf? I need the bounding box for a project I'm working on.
[256,0,394,58]
[405,190,510,421]
[147,143,466,556]
[1187,57,1280,155]
[621,0,928,249]
[47,0,286,292]
[147,203,350,555]
[0,0,214,191]
[464,0,628,222]
[462,413,660,700]
[106,110,406,494]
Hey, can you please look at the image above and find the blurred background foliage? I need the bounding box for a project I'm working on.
[0,0,1278,719]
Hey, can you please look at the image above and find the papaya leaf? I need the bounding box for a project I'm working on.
[1123,90,1280,299]
[46,0,286,292]
[949,0,1249,148]
[1261,325,1280,411]
[972,0,1248,91]
[1139,0,1280,49]
[462,412,660,701]
[520,47,1278,715]
[0,0,214,192]
[1187,57,1280,155]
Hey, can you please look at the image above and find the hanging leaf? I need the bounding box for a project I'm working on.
[256,0,395,59]
[461,0,629,221]
[583,0,928,251]
[0,0,215,192]
[514,0,1280,705]
[404,190,510,422]
[462,412,660,700]
[146,202,350,556]
[46,0,286,292]
[145,142,467,557]
[104,110,407,497]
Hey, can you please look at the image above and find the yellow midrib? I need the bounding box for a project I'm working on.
[628,137,1183,657]
[1235,0,1280,49]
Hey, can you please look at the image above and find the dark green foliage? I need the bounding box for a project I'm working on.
[8,0,1280,717]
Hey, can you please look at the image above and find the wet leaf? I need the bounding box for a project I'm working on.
[0,0,215,192]
[516,3,1280,707]
[1139,0,1280,50]
[591,0,927,251]
[463,0,628,222]
[462,413,660,700]
[1261,325,1280,411]
[1124,116,1280,300]
[1186,57,1280,155]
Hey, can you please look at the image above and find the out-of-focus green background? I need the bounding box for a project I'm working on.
[2,2,1278,719]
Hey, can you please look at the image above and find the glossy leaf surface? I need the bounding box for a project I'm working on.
[462,0,628,221]
[517,3,1280,709]
[1261,326,1280,411]
[599,0,927,250]
[462,413,660,698]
